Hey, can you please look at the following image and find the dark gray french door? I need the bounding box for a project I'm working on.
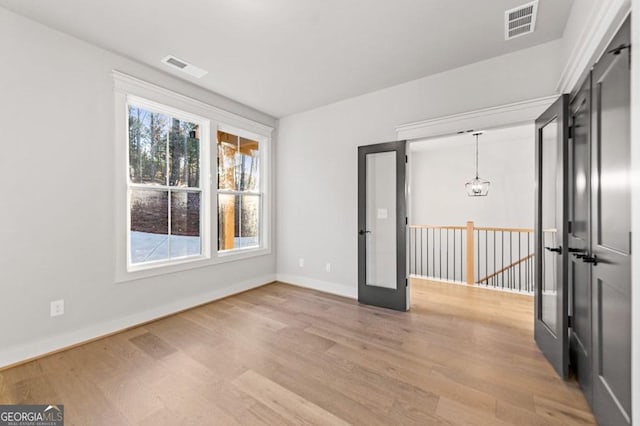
[534,94,570,379]
[537,17,631,425]
[590,17,631,425]
[569,76,593,406]
[357,141,408,311]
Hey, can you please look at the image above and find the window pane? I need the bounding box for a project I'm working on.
[238,137,260,192]
[170,191,201,258]
[128,106,168,185]
[218,193,236,250]
[239,194,260,248]
[217,131,259,191]
[169,121,200,188]
[218,131,238,190]
[130,189,169,263]
[218,194,260,251]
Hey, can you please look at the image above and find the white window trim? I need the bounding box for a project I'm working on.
[125,96,211,273]
[114,71,273,283]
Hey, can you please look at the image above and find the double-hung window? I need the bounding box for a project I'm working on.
[217,129,262,253]
[115,72,272,281]
[127,102,206,267]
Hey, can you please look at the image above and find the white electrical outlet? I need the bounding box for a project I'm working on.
[299,258,305,268]
[50,299,64,317]
[325,263,331,272]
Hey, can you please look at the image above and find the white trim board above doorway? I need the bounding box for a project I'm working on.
[395,95,556,141]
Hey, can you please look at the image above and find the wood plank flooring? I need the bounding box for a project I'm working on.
[0,279,595,425]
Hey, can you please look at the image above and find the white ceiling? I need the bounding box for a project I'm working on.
[0,0,573,117]
[410,123,534,152]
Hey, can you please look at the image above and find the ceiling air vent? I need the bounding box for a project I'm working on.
[161,55,208,78]
[504,1,538,40]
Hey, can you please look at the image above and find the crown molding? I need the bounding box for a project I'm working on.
[395,95,557,141]
[555,0,631,94]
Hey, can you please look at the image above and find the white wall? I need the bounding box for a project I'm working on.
[410,127,534,229]
[276,40,562,297]
[0,8,277,367]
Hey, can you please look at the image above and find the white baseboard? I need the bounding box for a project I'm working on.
[276,274,357,299]
[0,274,275,370]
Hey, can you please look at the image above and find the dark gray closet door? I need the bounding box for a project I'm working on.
[569,76,593,407]
[357,141,407,311]
[591,16,632,426]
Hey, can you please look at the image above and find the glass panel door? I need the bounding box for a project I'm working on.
[534,94,569,379]
[358,141,407,311]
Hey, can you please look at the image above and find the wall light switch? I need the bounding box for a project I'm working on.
[377,208,388,219]
[50,299,64,317]
[299,258,305,268]
[325,263,331,272]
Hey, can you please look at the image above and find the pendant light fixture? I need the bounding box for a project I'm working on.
[465,132,490,197]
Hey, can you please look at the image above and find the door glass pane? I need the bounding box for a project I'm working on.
[365,151,397,289]
[541,119,558,335]
[572,101,589,239]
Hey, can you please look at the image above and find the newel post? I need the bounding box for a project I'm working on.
[466,221,475,284]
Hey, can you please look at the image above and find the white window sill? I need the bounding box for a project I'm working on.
[217,246,271,262]
[115,246,271,283]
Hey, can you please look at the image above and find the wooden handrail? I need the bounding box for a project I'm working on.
[409,225,557,234]
[477,253,535,283]
[408,221,545,288]
[408,225,466,230]
[474,226,533,233]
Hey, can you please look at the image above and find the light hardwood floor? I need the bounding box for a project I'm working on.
[0,280,595,425]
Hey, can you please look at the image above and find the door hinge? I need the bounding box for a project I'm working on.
[568,126,573,139]
[406,278,408,288]
[567,221,572,234]
[608,43,631,56]
[568,315,572,328]
[630,231,632,254]
[405,155,408,163]
[405,217,408,225]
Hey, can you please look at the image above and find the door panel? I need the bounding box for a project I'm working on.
[569,77,593,406]
[534,94,569,378]
[598,55,632,253]
[358,141,407,311]
[365,151,398,289]
[591,16,632,426]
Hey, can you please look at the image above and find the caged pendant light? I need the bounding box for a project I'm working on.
[465,132,490,197]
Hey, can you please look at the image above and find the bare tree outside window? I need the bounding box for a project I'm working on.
[127,105,202,264]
